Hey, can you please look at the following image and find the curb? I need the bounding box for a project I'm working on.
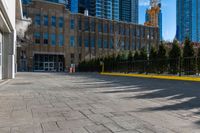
[100,72,200,82]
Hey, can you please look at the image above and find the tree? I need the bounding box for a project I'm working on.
[149,47,157,60]
[149,47,157,73]
[134,51,140,61]
[169,40,181,74]
[139,48,147,60]
[183,37,194,57]
[183,37,195,75]
[157,44,167,73]
[133,51,140,72]
[128,51,134,62]
[127,51,134,72]
[121,52,127,61]
[197,48,200,74]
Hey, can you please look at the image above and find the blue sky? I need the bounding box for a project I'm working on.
[139,0,176,41]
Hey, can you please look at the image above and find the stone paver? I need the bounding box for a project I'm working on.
[0,72,200,133]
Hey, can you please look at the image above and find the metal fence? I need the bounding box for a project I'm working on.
[104,57,200,76]
[78,57,200,76]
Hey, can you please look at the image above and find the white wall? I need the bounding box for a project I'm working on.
[0,0,16,31]
[0,0,21,79]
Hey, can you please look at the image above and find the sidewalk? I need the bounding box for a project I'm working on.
[101,72,200,82]
[0,79,10,86]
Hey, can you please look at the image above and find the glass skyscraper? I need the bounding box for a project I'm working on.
[67,0,78,13]
[176,0,200,42]
[79,0,119,21]
[119,0,138,23]
[22,0,78,13]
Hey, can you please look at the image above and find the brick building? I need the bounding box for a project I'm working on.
[18,0,160,72]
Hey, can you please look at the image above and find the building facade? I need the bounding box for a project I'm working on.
[119,0,138,23]
[176,0,200,42]
[18,0,160,72]
[78,0,119,21]
[0,0,23,79]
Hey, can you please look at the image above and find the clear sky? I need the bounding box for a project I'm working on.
[139,0,176,41]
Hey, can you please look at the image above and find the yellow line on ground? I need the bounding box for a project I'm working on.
[100,72,200,82]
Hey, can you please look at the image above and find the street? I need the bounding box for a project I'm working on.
[0,72,200,133]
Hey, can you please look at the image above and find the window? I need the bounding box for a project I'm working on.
[78,19,82,30]
[110,24,113,34]
[70,36,75,47]
[125,41,129,50]
[132,39,135,50]
[79,54,81,61]
[103,39,107,48]
[121,40,125,50]
[70,19,74,29]
[84,19,89,31]
[35,15,41,26]
[98,23,102,32]
[132,28,136,37]
[137,28,140,37]
[51,16,56,27]
[104,24,108,33]
[71,53,75,58]
[121,26,124,35]
[43,33,48,45]
[84,37,89,47]
[71,53,75,64]
[59,34,64,46]
[110,38,113,49]
[91,21,95,32]
[59,17,64,28]
[91,37,95,48]
[98,37,102,48]
[78,36,82,47]
[51,34,56,46]
[126,28,130,35]
[34,32,40,44]
[44,15,48,26]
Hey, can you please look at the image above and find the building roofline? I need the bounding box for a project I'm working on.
[71,13,158,28]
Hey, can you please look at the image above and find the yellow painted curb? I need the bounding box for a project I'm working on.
[100,72,200,82]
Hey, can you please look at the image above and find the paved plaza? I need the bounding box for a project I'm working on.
[0,73,200,133]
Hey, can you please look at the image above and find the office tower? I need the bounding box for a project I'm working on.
[119,0,138,23]
[79,0,119,21]
[158,10,162,40]
[176,0,200,42]
[67,0,79,13]
[22,0,78,13]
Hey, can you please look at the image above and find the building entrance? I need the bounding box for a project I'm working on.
[34,54,64,72]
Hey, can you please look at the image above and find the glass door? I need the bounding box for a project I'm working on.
[49,62,55,71]
[44,62,49,71]
[59,62,63,72]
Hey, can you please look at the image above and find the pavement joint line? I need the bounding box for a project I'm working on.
[0,79,11,87]
[100,72,200,82]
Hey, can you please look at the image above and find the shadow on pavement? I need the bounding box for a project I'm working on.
[69,73,200,125]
